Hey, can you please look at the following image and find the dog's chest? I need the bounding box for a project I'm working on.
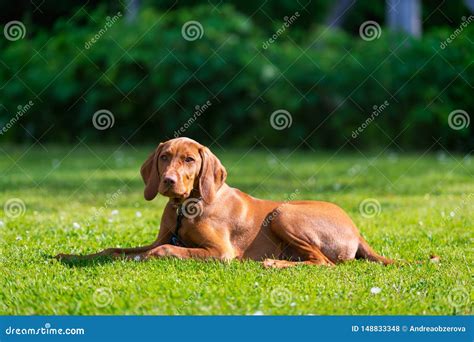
[172,223,195,247]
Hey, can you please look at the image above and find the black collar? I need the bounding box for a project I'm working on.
[170,197,202,247]
[170,205,185,247]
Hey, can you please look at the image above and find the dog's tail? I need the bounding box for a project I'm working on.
[355,236,395,265]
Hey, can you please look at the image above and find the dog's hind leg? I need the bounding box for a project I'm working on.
[263,224,335,268]
[355,236,394,265]
[263,249,334,269]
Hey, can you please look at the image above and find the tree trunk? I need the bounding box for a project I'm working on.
[325,0,355,28]
[386,0,422,37]
[465,0,474,12]
[126,0,140,23]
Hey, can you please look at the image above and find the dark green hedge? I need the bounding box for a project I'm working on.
[0,5,472,150]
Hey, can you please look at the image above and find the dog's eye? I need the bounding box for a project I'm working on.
[160,155,168,161]
[185,157,195,163]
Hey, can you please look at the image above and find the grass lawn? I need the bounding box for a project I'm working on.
[0,145,472,315]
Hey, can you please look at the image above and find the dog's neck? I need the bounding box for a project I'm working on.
[170,189,201,208]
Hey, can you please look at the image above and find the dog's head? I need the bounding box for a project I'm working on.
[140,137,227,203]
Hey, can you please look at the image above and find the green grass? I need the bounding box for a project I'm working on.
[0,145,472,315]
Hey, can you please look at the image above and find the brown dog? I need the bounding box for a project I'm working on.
[56,137,393,267]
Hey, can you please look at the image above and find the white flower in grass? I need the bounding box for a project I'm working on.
[370,287,382,294]
[135,211,142,218]
[73,222,81,229]
[252,310,264,315]
[0,220,4,227]
[111,210,119,215]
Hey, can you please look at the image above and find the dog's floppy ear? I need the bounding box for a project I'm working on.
[140,143,163,201]
[198,147,227,203]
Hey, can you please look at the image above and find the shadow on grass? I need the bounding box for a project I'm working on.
[45,253,118,268]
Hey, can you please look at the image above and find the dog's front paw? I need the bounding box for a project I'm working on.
[100,248,119,256]
[54,253,76,261]
[263,258,277,268]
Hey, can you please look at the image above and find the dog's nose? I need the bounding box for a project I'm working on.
[163,175,177,186]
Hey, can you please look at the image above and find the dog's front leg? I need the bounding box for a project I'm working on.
[98,244,158,257]
[136,244,234,261]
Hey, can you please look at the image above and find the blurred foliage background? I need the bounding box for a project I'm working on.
[0,0,473,150]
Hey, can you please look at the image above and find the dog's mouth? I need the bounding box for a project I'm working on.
[160,187,190,200]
